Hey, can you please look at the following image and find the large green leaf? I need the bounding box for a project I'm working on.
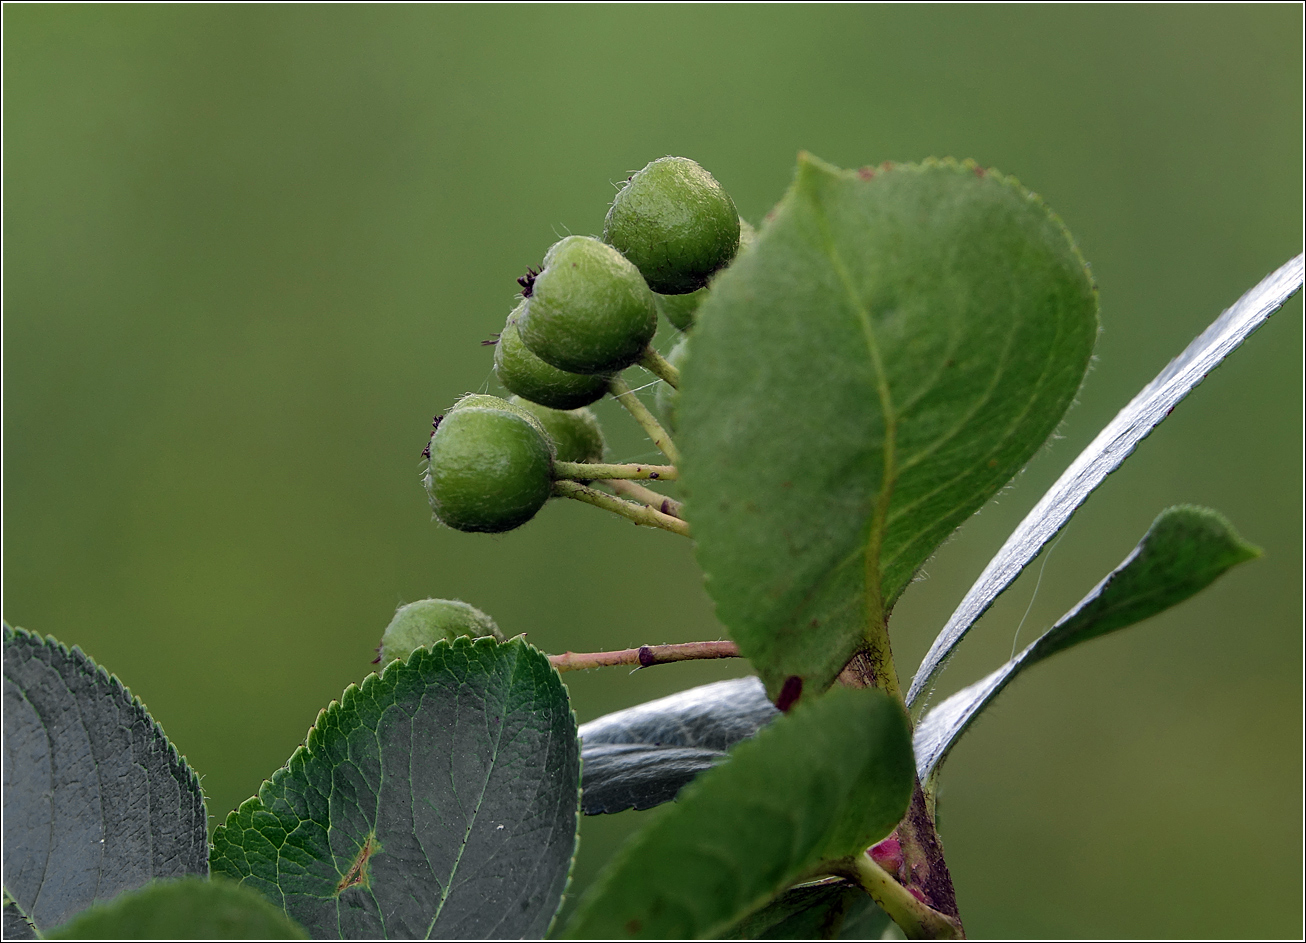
[563,686,913,939]
[210,637,580,939]
[3,625,208,932]
[914,506,1260,780]
[679,155,1098,697]
[44,878,306,940]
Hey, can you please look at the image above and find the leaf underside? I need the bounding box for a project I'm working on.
[44,877,307,940]
[723,878,889,940]
[680,154,1099,697]
[914,505,1261,781]
[908,254,1303,708]
[2,625,209,932]
[579,677,778,814]
[209,637,580,940]
[564,686,914,939]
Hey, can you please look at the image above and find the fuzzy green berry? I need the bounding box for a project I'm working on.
[493,302,610,410]
[509,396,605,464]
[654,337,688,433]
[423,394,554,533]
[603,157,739,294]
[518,235,657,375]
[378,598,504,665]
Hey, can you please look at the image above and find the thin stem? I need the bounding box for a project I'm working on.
[554,461,677,482]
[606,479,684,520]
[548,640,738,672]
[553,480,690,537]
[842,854,963,940]
[608,376,681,465]
[640,345,681,389]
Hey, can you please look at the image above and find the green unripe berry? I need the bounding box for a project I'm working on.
[378,598,504,665]
[493,303,610,410]
[655,287,707,332]
[654,337,688,433]
[519,235,657,375]
[509,396,605,464]
[423,394,554,533]
[603,157,739,294]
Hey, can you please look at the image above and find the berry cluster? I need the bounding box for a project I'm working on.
[422,157,748,535]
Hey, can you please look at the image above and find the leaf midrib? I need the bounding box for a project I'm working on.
[806,181,896,638]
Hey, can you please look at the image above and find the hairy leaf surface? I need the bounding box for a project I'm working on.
[45,878,307,940]
[210,637,579,940]
[579,677,778,814]
[908,254,1303,707]
[914,506,1260,780]
[680,154,1099,696]
[564,686,913,939]
[2,625,208,932]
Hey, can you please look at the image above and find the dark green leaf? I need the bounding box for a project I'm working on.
[2,625,208,932]
[914,506,1261,780]
[723,879,888,940]
[680,154,1099,697]
[209,637,579,939]
[908,254,1303,708]
[579,677,778,814]
[44,877,307,940]
[564,686,913,939]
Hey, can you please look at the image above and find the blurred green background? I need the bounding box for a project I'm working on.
[4,5,1300,938]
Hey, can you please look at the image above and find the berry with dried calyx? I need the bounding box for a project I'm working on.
[518,235,658,375]
[604,156,739,294]
[494,302,610,409]
[423,394,554,533]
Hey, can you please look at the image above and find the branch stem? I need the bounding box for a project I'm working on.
[841,854,963,940]
[606,479,685,519]
[554,461,677,482]
[548,640,738,672]
[639,345,681,388]
[553,480,690,537]
[608,376,681,465]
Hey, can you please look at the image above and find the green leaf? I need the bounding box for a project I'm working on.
[680,154,1099,697]
[914,506,1261,780]
[563,685,913,939]
[908,254,1303,708]
[44,877,307,940]
[723,880,888,940]
[3,625,209,932]
[209,636,579,939]
[579,677,778,814]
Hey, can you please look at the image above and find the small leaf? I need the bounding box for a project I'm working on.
[908,254,1303,708]
[680,154,1099,697]
[209,636,579,940]
[914,506,1261,780]
[564,686,913,939]
[579,677,778,814]
[43,877,307,940]
[723,879,888,940]
[2,625,209,932]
